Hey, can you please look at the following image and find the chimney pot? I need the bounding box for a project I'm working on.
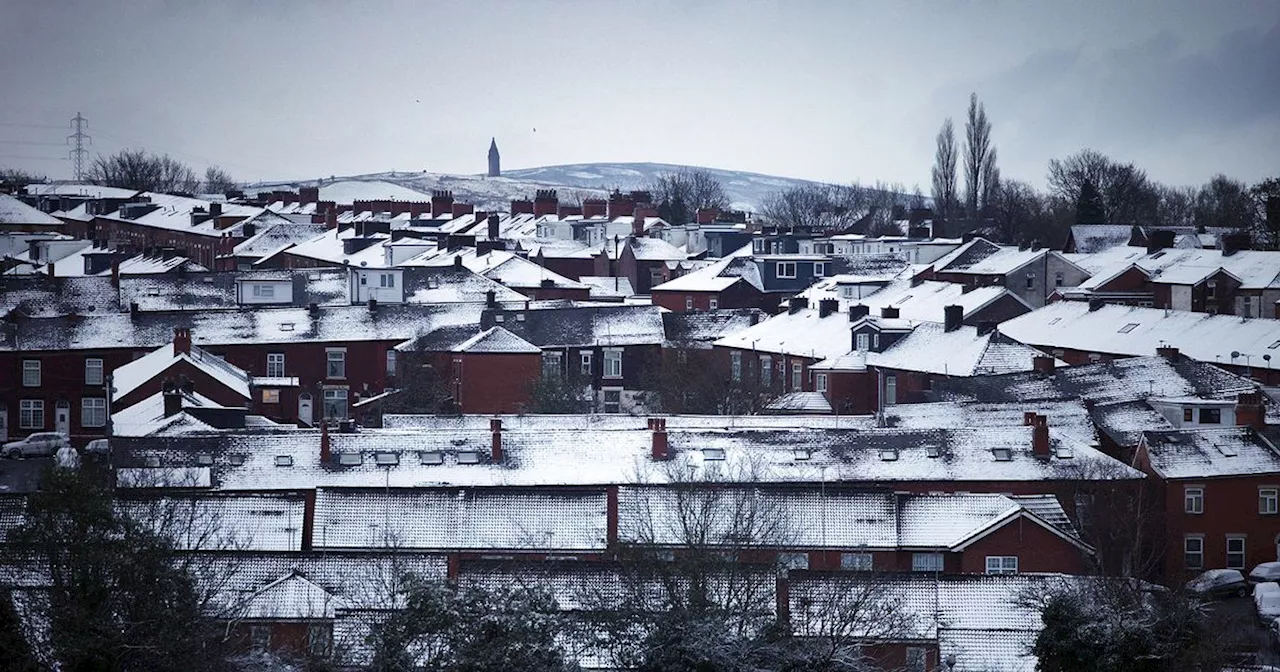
[651,417,669,460]
[173,327,192,355]
[320,422,331,462]
[1032,418,1051,459]
[880,306,899,319]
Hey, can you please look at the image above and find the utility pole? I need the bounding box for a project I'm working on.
[67,112,91,181]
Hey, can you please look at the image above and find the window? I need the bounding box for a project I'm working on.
[1261,488,1278,515]
[1199,408,1221,424]
[604,349,622,378]
[1243,296,1255,317]
[1025,272,1035,289]
[22,360,40,387]
[841,553,873,571]
[685,296,694,310]
[326,349,346,378]
[307,624,332,658]
[1055,271,1064,287]
[1183,408,1194,423]
[19,400,43,429]
[1227,536,1246,569]
[776,261,796,278]
[379,273,395,288]
[912,553,944,572]
[1184,487,1204,514]
[323,388,348,420]
[580,351,593,376]
[985,556,1019,574]
[816,373,828,393]
[884,375,897,406]
[1185,536,1204,569]
[708,297,718,310]
[791,363,802,391]
[906,647,927,672]
[1117,323,1140,333]
[81,398,106,428]
[252,283,275,298]
[266,353,285,378]
[542,351,563,378]
[730,352,742,381]
[261,389,281,404]
[84,358,103,386]
[779,552,809,570]
[386,349,397,377]
[760,355,772,386]
[250,625,271,651]
[603,389,621,414]
[814,262,827,277]
[856,333,869,351]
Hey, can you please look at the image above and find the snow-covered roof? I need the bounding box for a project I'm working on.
[879,400,1097,445]
[1068,224,1134,254]
[110,389,227,437]
[578,275,635,299]
[110,251,208,275]
[452,326,540,353]
[485,304,667,348]
[930,238,1046,275]
[999,302,1280,367]
[25,183,139,199]
[651,244,755,293]
[662,310,762,349]
[800,277,1031,324]
[764,391,834,413]
[1070,246,1280,290]
[313,488,607,551]
[858,321,1051,377]
[232,222,329,258]
[111,342,252,402]
[406,248,588,291]
[233,571,345,620]
[101,192,266,238]
[0,194,61,226]
[627,236,688,262]
[1141,427,1280,479]
[118,493,305,551]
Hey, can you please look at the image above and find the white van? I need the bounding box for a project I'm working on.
[1254,581,1280,623]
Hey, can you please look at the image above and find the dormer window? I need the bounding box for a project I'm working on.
[776,262,796,279]
[856,333,869,351]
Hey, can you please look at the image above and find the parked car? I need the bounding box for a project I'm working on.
[84,438,110,460]
[2,432,69,459]
[1250,562,1280,584]
[1270,617,1280,648]
[1257,582,1280,622]
[1185,569,1250,598]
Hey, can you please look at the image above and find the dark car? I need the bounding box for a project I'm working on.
[1185,569,1250,599]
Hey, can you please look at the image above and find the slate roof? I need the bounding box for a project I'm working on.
[800,277,1030,324]
[112,342,253,401]
[452,326,540,353]
[231,222,330,258]
[999,302,1280,367]
[0,194,61,226]
[1140,427,1280,479]
[0,274,119,317]
[234,571,345,620]
[878,400,1098,446]
[1069,245,1280,290]
[482,303,666,348]
[1067,225,1133,254]
[118,493,306,551]
[661,309,761,349]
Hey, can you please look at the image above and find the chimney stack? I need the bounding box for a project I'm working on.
[320,422,331,463]
[848,304,870,322]
[943,305,963,332]
[490,418,503,462]
[880,306,899,319]
[487,214,500,241]
[173,327,192,355]
[1023,411,1038,426]
[325,207,337,229]
[1156,345,1180,361]
[1237,392,1266,430]
[1146,229,1175,254]
[818,298,839,318]
[651,418,669,460]
[431,190,454,217]
[1032,415,1050,460]
[162,381,182,417]
[533,190,558,217]
[788,297,809,315]
[485,289,496,308]
[1033,355,1055,375]
[582,199,607,219]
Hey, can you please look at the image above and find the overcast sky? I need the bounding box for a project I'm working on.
[1,0,1277,189]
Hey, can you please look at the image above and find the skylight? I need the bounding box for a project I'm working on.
[1270,340,1280,350]
[419,451,444,465]
[279,322,295,332]
[274,455,293,467]
[1117,323,1140,333]
[338,452,362,466]
[457,451,481,464]
[878,449,899,462]
[375,452,399,466]
[702,448,726,461]
[992,448,1012,462]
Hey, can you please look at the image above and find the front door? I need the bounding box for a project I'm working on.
[298,393,313,427]
[55,400,70,437]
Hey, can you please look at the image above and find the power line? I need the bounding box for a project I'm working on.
[0,154,66,162]
[68,112,91,181]
[0,122,66,130]
[0,139,67,147]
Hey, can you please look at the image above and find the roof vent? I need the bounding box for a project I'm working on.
[338,452,362,466]
[274,455,294,467]
[457,451,481,464]
[1215,442,1239,458]
[878,448,899,462]
[375,452,399,466]
[419,451,444,465]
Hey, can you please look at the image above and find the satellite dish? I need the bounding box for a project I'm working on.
[1231,351,1241,359]
[360,261,368,267]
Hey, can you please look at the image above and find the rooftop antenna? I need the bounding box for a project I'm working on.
[67,112,91,181]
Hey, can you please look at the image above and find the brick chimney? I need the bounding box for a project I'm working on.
[487,214,501,241]
[1024,411,1038,426]
[1156,345,1180,361]
[162,381,182,417]
[634,205,659,233]
[110,255,121,288]
[173,327,191,355]
[696,207,718,224]
[325,207,337,229]
[490,418,503,463]
[320,421,331,463]
[583,199,607,219]
[650,418,669,460]
[451,202,474,218]
[880,306,899,319]
[301,489,316,551]
[1032,415,1050,460]
[1237,392,1266,430]
[607,191,635,220]
[606,485,619,545]
[431,190,454,217]
[511,199,534,215]
[848,304,870,322]
[1033,355,1055,375]
[533,190,558,217]
[299,186,319,205]
[818,298,838,318]
[943,305,963,332]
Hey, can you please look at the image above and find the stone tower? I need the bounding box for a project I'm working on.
[487,137,500,177]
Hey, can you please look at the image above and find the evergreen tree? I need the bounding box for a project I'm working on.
[1075,179,1106,224]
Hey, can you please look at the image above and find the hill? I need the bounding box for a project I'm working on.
[243,163,830,212]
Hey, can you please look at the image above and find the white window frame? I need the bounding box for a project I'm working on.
[252,283,275,298]
[580,351,593,376]
[84,358,104,386]
[22,360,40,387]
[322,388,348,420]
[856,333,869,351]
[1227,535,1247,570]
[261,389,281,404]
[885,375,898,406]
[379,272,395,288]
[19,399,44,429]
[542,351,563,378]
[81,397,107,428]
[816,373,828,393]
[1184,486,1204,514]
[326,348,347,379]
[760,355,772,386]
[791,363,802,391]
[708,297,718,310]
[1184,535,1204,569]
[1261,487,1278,515]
[840,552,872,571]
[602,388,622,414]
[813,262,827,277]
[685,296,694,310]
[385,349,397,378]
[266,352,285,378]
[603,349,623,379]
[776,261,796,279]
[985,555,1018,575]
[911,552,944,572]
[730,351,742,381]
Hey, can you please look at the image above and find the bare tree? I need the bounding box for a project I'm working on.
[0,167,46,191]
[1192,174,1257,232]
[1047,149,1159,225]
[86,149,202,193]
[931,118,959,221]
[963,94,998,218]
[204,165,237,194]
[649,169,729,225]
[1155,183,1198,228]
[988,179,1050,245]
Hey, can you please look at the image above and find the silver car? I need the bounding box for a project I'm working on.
[2,432,70,458]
